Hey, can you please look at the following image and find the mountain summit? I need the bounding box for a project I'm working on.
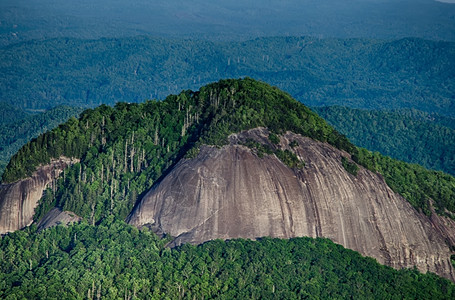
[1,78,455,281]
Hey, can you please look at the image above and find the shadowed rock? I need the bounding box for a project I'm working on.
[128,128,455,281]
[0,157,77,234]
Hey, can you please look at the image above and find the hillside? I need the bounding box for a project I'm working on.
[1,36,454,116]
[1,78,455,286]
[0,102,29,127]
[0,105,82,178]
[314,106,455,175]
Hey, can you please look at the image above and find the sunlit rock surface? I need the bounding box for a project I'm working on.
[128,128,455,281]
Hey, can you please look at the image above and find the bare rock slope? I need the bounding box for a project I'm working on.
[0,157,76,234]
[36,207,81,231]
[128,128,455,281]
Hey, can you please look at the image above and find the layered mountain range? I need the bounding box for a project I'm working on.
[1,78,455,282]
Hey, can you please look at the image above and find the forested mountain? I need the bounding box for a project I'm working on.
[0,106,82,178]
[1,79,455,298]
[0,102,28,127]
[1,36,454,116]
[314,107,455,175]
[3,78,454,222]
[2,0,455,46]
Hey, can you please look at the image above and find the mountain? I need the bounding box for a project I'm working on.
[0,102,29,127]
[1,78,455,284]
[313,106,455,175]
[2,0,455,46]
[1,36,454,116]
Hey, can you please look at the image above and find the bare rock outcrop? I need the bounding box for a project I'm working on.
[36,208,81,231]
[0,157,77,234]
[128,128,455,281]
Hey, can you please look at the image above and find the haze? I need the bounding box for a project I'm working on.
[1,0,455,46]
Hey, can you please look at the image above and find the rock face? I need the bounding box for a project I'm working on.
[36,208,81,231]
[0,157,77,234]
[128,128,455,281]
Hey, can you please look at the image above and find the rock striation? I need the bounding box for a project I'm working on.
[128,128,455,281]
[0,157,77,234]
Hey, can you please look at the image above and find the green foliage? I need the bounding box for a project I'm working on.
[241,138,304,168]
[0,221,453,299]
[268,133,280,144]
[275,149,305,169]
[0,105,82,180]
[352,148,455,217]
[1,37,454,116]
[0,102,29,127]
[2,0,455,47]
[314,106,455,175]
[341,156,359,176]
[289,140,299,148]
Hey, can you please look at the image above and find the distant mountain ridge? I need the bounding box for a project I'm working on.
[314,106,455,175]
[1,36,454,117]
[2,0,455,46]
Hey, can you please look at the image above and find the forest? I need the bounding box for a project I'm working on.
[1,36,453,117]
[0,219,453,299]
[0,104,82,176]
[2,1,455,298]
[314,106,455,176]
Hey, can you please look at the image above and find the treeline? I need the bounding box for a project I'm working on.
[314,106,455,175]
[0,105,82,178]
[1,36,454,116]
[0,220,453,299]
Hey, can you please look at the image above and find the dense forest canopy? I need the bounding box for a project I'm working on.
[1,36,454,117]
[1,1,455,297]
[1,220,453,299]
[314,106,455,175]
[0,105,83,177]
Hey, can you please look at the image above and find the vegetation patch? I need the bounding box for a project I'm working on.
[241,138,304,169]
[268,132,280,144]
[341,156,359,176]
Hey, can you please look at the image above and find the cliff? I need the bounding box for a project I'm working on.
[0,157,77,234]
[128,128,455,281]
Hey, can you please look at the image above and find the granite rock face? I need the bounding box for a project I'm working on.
[128,128,455,281]
[36,208,81,231]
[0,157,77,234]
